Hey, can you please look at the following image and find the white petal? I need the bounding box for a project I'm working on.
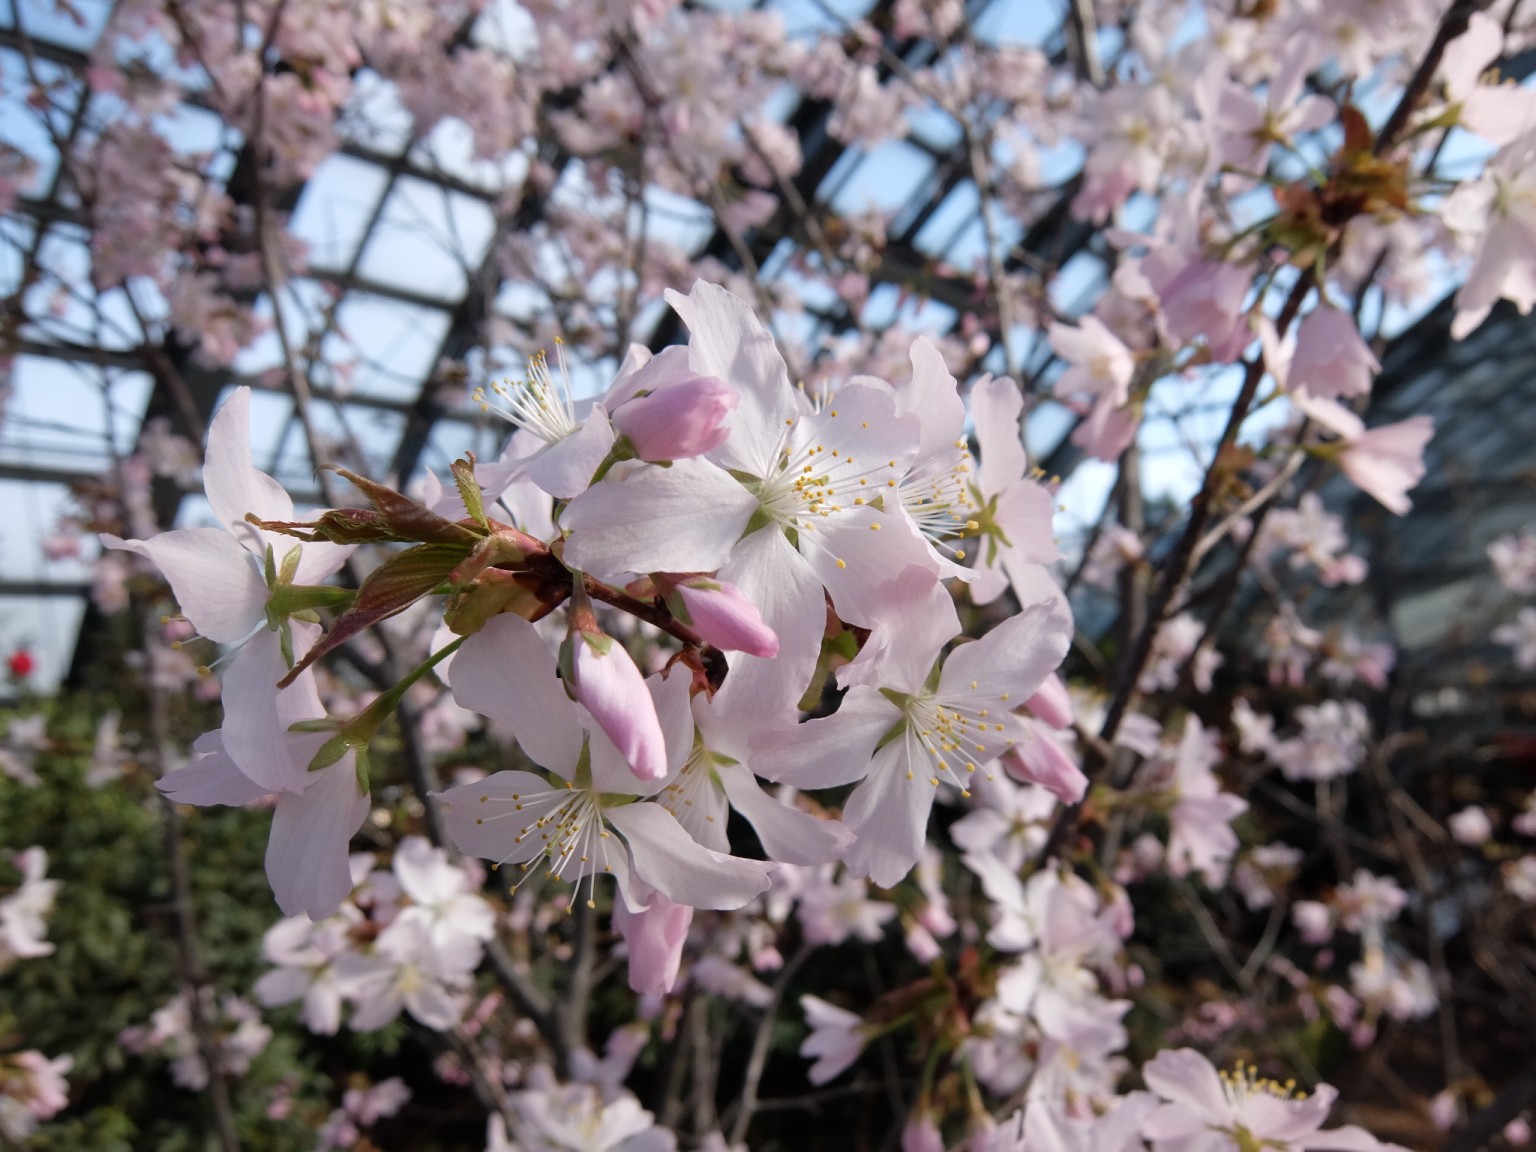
[666,281,796,479]
[102,529,267,643]
[267,756,369,920]
[450,616,582,774]
[561,457,758,583]
[607,801,772,909]
[718,762,854,865]
[841,736,936,888]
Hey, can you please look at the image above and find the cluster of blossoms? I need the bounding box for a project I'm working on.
[0,849,69,1141]
[120,988,272,1091]
[255,836,495,1034]
[111,281,1076,956]
[100,275,1436,1150]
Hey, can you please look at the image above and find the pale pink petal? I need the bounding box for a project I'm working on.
[1240,1088,1334,1144]
[1139,1101,1213,1142]
[450,615,582,774]
[903,337,966,461]
[676,579,779,657]
[613,887,693,995]
[221,629,323,794]
[606,801,772,910]
[158,740,271,807]
[561,457,759,583]
[1026,673,1074,729]
[435,771,559,863]
[1339,415,1434,515]
[1300,1125,1407,1151]
[266,755,369,920]
[805,504,936,629]
[611,373,737,462]
[572,632,668,782]
[836,564,958,694]
[203,386,295,544]
[1003,732,1088,804]
[938,599,1072,706]
[665,281,796,479]
[1142,1048,1231,1124]
[524,408,617,499]
[101,529,266,643]
[289,538,356,587]
[713,524,825,715]
[750,687,900,788]
[717,761,855,865]
[972,375,1027,498]
[842,736,936,888]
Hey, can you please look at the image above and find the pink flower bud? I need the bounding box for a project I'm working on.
[614,890,693,995]
[1024,672,1073,730]
[1001,729,1087,804]
[901,1113,944,1152]
[1429,1090,1459,1131]
[676,578,779,657]
[610,374,738,462]
[964,1114,997,1152]
[1505,1118,1531,1146]
[571,631,668,781]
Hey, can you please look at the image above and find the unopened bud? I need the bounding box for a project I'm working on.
[675,578,779,657]
[609,364,737,462]
[571,629,668,782]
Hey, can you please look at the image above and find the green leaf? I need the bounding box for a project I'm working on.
[277,543,469,687]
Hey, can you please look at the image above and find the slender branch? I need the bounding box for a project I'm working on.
[727,943,812,1146]
[1374,0,1495,156]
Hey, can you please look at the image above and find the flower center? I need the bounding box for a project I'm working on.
[473,341,581,445]
[470,783,619,908]
[901,441,978,557]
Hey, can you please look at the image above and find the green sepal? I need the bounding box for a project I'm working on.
[740,504,776,539]
[307,733,353,773]
[589,438,638,486]
[451,455,489,531]
[278,544,303,584]
[579,629,615,657]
